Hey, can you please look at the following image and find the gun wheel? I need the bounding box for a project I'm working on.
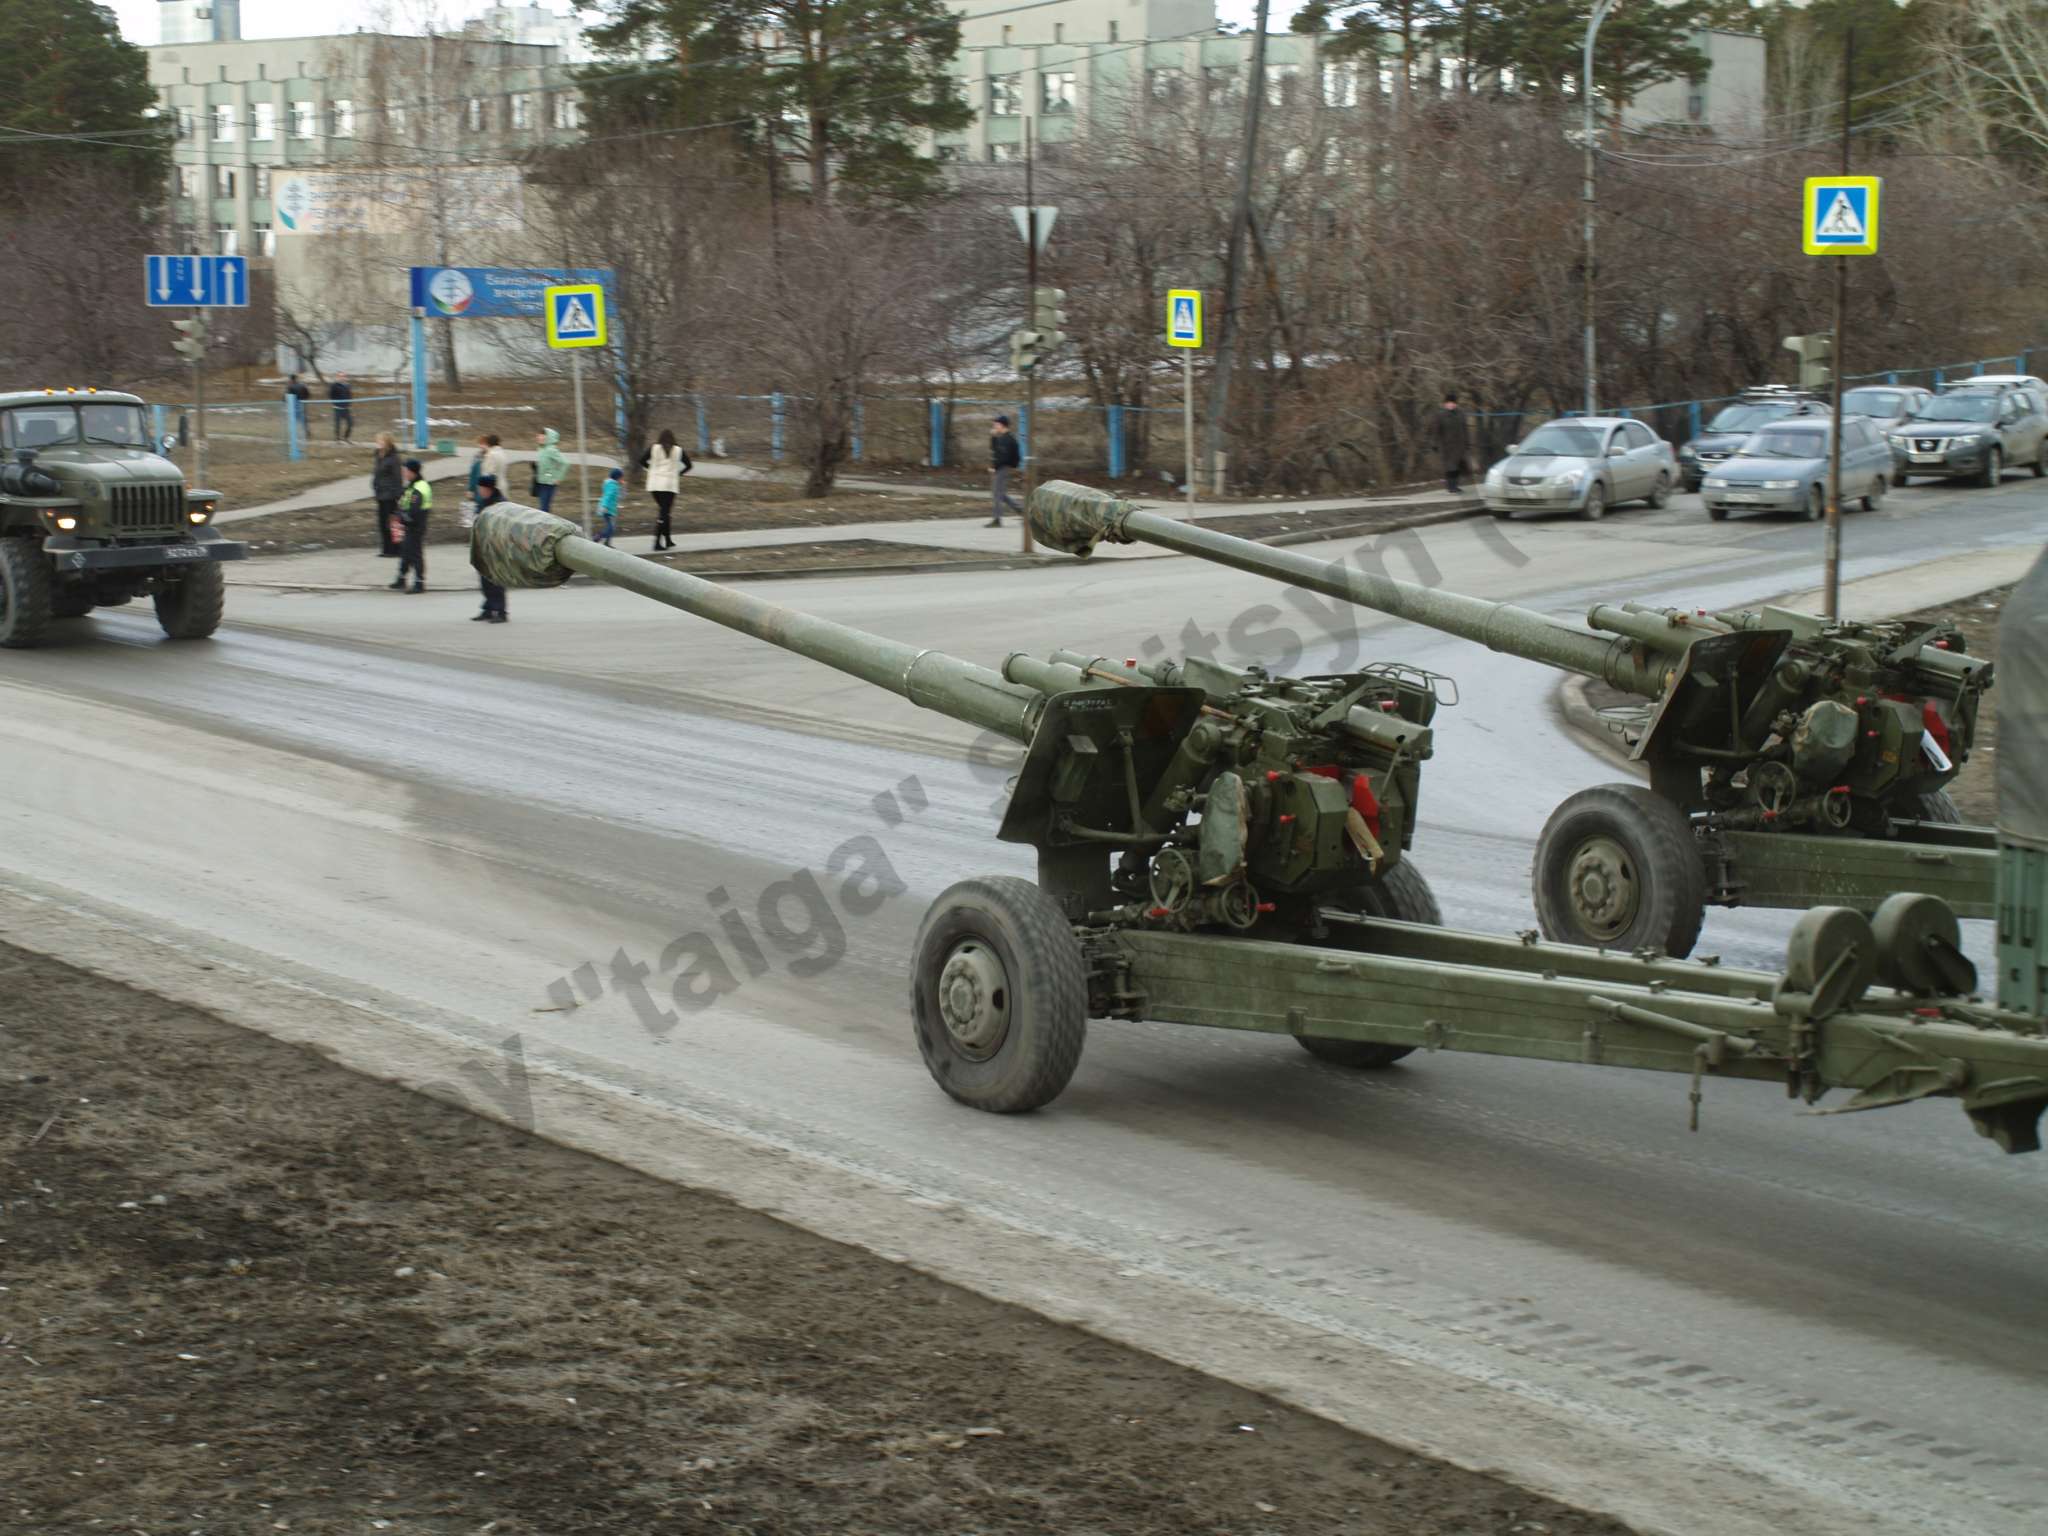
[911,877,1086,1113]
[1297,862,1443,1069]
[1534,784,1706,959]
[0,537,54,649]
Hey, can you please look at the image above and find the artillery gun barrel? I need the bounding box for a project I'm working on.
[1027,485,1669,697]
[472,507,1045,742]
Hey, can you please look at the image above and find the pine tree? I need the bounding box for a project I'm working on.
[0,0,169,202]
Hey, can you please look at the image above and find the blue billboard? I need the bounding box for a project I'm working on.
[408,266,613,319]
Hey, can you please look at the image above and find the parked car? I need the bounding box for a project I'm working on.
[1840,383,1933,438]
[1482,417,1678,521]
[1699,416,1893,522]
[1888,384,2048,485]
[1677,388,1822,491]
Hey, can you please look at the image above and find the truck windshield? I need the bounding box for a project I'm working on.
[3,403,152,450]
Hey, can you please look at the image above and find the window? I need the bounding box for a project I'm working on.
[1282,144,1307,174]
[933,143,966,162]
[212,103,236,142]
[1266,63,1301,107]
[551,93,581,130]
[175,164,199,200]
[1204,67,1242,104]
[216,225,239,256]
[330,99,354,137]
[253,164,271,198]
[1323,61,1360,107]
[1624,422,1657,449]
[1053,22,1063,42]
[1686,90,1705,121]
[214,165,237,198]
[988,142,1017,163]
[176,106,196,139]
[1001,24,1012,44]
[989,74,1020,116]
[1041,71,1076,115]
[253,101,275,141]
[1148,68,1184,103]
[1109,21,1118,41]
[465,96,486,132]
[511,93,531,130]
[291,100,316,138]
[389,103,408,139]
[254,221,276,257]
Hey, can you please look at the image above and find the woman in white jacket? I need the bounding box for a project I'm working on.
[638,428,692,551]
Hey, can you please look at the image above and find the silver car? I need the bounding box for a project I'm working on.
[1700,417,1894,521]
[1840,383,1933,437]
[1483,417,1678,521]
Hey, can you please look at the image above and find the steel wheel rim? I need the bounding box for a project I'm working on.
[1566,834,1639,942]
[936,939,1011,1060]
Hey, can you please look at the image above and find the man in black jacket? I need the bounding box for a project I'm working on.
[988,414,1022,527]
[1431,392,1471,494]
[472,476,509,623]
[329,373,355,441]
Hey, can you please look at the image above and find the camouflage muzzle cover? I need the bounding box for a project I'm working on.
[1027,480,1135,557]
[471,504,579,589]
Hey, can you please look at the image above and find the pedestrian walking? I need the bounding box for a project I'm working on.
[329,373,355,441]
[987,414,1022,526]
[597,467,623,545]
[285,373,311,438]
[391,459,431,593]
[479,433,509,495]
[1432,392,1472,495]
[639,429,692,551]
[370,433,404,558]
[473,475,509,623]
[532,427,566,514]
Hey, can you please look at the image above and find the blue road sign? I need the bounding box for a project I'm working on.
[1802,176,1880,257]
[145,254,249,307]
[408,265,612,319]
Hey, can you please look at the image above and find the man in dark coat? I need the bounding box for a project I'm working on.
[1432,392,1471,494]
[987,414,1022,527]
[472,475,509,624]
[329,373,355,441]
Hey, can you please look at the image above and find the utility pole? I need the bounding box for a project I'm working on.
[1823,27,1856,620]
[1582,0,1617,416]
[171,312,211,487]
[1201,0,1271,495]
[1022,118,1038,554]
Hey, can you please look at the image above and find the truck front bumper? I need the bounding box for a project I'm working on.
[44,531,248,574]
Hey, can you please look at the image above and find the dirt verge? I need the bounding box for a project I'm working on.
[0,945,1630,1536]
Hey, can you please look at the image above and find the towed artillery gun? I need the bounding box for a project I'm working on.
[1026,483,1996,958]
[471,506,2048,1155]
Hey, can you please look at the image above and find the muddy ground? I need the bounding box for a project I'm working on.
[0,946,1629,1536]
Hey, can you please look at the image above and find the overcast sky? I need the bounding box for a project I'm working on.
[110,0,1277,47]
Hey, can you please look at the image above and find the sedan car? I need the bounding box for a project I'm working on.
[1699,416,1893,521]
[1840,383,1932,437]
[1888,385,2048,485]
[1677,393,1822,491]
[1483,417,1677,521]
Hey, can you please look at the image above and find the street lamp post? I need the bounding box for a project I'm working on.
[1583,0,1617,417]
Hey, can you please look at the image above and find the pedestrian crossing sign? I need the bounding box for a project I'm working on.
[1802,176,1880,256]
[1166,289,1202,348]
[545,283,607,348]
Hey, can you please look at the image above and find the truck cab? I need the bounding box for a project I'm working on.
[0,388,246,647]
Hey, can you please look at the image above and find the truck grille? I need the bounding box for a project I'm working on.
[110,483,184,530]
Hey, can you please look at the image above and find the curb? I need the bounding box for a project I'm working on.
[1259,501,1485,547]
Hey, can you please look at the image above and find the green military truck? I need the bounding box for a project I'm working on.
[0,388,246,648]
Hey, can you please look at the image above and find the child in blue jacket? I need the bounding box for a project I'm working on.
[597,467,623,545]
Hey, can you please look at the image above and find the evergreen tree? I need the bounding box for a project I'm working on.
[581,0,973,206]
[0,0,168,202]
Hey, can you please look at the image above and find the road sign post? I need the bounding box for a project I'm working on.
[544,283,608,538]
[1803,171,1880,619]
[1167,289,1202,514]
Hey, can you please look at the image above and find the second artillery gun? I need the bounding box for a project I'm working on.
[467,504,2048,1155]
[1027,482,1997,958]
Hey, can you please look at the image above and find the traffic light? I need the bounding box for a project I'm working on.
[1010,326,1044,375]
[171,312,210,364]
[1782,332,1834,391]
[1031,286,1068,351]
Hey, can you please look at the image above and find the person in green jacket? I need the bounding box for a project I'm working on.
[390,459,432,593]
[532,427,567,514]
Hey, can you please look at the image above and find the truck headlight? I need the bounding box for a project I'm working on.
[55,515,78,531]
[188,501,215,524]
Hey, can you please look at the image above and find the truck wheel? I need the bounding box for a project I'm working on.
[911,876,1087,1113]
[0,537,54,649]
[153,562,225,640]
[1534,784,1706,959]
[1298,861,1444,1068]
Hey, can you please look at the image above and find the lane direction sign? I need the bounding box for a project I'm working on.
[145,253,249,307]
[1166,289,1202,348]
[544,283,607,349]
[1802,176,1881,256]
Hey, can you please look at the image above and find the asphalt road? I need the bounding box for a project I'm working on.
[3,477,2044,1536]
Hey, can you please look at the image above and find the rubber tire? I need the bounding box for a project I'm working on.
[911,876,1087,1113]
[1533,784,1707,959]
[0,537,54,650]
[1914,789,1963,824]
[1979,448,2002,488]
[2034,446,2046,478]
[1296,862,1444,1069]
[1707,503,1729,522]
[1803,484,1825,521]
[1860,475,1885,512]
[153,562,225,640]
[1646,473,1671,510]
[1579,482,1606,522]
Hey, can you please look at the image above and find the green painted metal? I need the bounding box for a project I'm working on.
[1716,828,1997,920]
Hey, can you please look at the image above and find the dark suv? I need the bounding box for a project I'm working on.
[1889,382,2048,486]
[1678,389,1822,492]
